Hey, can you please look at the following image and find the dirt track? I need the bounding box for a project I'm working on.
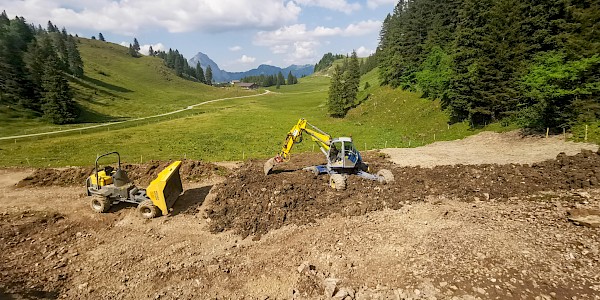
[1,131,600,299]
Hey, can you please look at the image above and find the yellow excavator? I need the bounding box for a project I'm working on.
[86,152,183,218]
[264,118,394,190]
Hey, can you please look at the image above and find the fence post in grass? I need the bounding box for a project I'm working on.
[585,125,588,141]
[563,128,566,141]
[364,142,367,151]
[243,151,245,160]
[140,155,142,164]
[433,134,436,141]
[385,141,388,148]
[409,140,411,147]
[546,128,549,138]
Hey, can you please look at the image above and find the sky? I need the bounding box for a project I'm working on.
[3,0,397,72]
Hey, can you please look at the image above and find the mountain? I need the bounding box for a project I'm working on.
[188,52,314,83]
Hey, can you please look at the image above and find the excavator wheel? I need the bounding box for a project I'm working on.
[90,195,112,213]
[137,200,160,219]
[377,169,395,184]
[329,174,346,191]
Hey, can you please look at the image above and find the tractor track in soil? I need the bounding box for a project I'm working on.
[1,131,599,299]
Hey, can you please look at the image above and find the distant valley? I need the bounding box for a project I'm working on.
[188,52,314,83]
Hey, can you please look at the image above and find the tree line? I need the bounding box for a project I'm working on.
[0,12,83,124]
[241,71,298,88]
[377,0,599,130]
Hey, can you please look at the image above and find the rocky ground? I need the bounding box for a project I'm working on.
[1,131,599,299]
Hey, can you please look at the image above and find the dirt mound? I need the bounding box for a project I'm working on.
[15,160,227,188]
[205,149,600,238]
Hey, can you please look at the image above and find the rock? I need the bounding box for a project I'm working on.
[333,287,350,299]
[206,265,219,274]
[474,287,486,295]
[297,262,309,273]
[323,278,339,297]
[568,209,600,228]
[77,282,88,290]
[439,282,448,288]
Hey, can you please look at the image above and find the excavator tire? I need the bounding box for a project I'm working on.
[377,169,395,184]
[138,200,160,219]
[329,174,346,190]
[90,195,111,213]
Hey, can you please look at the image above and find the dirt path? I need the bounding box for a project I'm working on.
[382,131,598,167]
[1,131,599,299]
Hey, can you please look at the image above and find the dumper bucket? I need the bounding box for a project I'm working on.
[146,161,183,215]
[264,157,277,175]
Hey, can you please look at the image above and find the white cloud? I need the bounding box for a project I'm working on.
[254,20,381,63]
[294,0,361,14]
[366,0,396,9]
[140,43,166,55]
[355,46,374,57]
[237,55,256,63]
[3,0,301,35]
[119,41,129,47]
[229,46,242,52]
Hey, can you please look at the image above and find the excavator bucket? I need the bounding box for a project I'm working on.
[146,161,183,215]
[264,157,277,175]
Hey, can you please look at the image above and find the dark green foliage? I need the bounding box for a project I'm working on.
[286,71,298,85]
[0,15,81,123]
[98,32,105,41]
[133,38,140,52]
[41,53,75,124]
[196,62,206,83]
[377,0,600,129]
[314,52,345,72]
[327,65,345,117]
[205,65,213,85]
[240,74,279,87]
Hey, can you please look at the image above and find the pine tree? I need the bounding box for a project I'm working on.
[287,71,294,85]
[277,71,285,86]
[205,65,213,85]
[148,45,154,56]
[341,50,360,108]
[91,35,96,40]
[41,53,76,124]
[127,43,137,57]
[66,35,83,77]
[327,64,345,117]
[133,38,140,52]
[47,21,56,32]
[98,32,105,41]
[195,62,205,83]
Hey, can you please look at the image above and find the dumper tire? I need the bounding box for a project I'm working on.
[377,169,395,184]
[329,174,346,191]
[138,200,160,219]
[90,195,111,213]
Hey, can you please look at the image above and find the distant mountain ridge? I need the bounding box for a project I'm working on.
[188,52,314,83]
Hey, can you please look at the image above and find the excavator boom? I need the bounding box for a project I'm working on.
[264,118,331,175]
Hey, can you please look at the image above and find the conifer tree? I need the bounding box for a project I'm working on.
[205,65,213,85]
[196,62,205,83]
[133,38,140,52]
[327,64,345,117]
[148,45,154,56]
[277,71,285,86]
[66,35,83,77]
[41,53,76,124]
[98,32,105,41]
[287,71,294,85]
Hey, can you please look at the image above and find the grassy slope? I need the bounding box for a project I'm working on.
[0,67,515,167]
[0,38,258,137]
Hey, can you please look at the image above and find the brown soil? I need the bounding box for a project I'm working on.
[15,159,227,188]
[1,132,599,300]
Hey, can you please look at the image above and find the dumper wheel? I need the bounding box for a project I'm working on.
[377,169,395,184]
[138,200,160,219]
[329,174,346,191]
[90,195,111,213]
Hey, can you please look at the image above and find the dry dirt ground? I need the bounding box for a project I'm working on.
[1,131,600,300]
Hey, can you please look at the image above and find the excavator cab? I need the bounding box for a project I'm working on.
[328,138,360,169]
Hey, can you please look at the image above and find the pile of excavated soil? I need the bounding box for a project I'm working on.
[15,160,227,188]
[205,149,600,238]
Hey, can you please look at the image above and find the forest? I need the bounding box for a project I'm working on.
[0,12,83,124]
[377,0,599,130]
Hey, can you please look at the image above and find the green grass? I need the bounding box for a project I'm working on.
[0,67,517,167]
[0,38,259,137]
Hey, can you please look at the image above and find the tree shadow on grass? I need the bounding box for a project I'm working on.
[82,75,133,93]
[74,103,129,124]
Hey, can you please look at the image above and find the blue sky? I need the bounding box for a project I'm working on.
[4,0,396,72]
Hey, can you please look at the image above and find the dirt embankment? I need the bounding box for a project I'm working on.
[15,160,227,188]
[205,150,600,238]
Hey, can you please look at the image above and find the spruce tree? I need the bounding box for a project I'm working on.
[41,53,76,124]
[277,71,285,86]
[196,62,205,83]
[133,38,140,51]
[66,35,83,77]
[98,32,105,41]
[327,64,345,117]
[287,71,294,85]
[148,45,154,56]
[205,65,213,85]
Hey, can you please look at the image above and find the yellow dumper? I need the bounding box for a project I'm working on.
[86,152,183,218]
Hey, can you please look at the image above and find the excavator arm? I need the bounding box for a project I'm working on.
[264,118,332,175]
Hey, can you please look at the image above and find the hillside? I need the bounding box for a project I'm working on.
[0,39,258,137]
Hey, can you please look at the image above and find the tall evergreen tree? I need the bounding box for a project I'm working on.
[66,35,83,77]
[287,71,294,85]
[328,64,345,117]
[277,71,285,86]
[41,53,76,124]
[133,38,140,51]
[205,65,213,85]
[98,32,105,41]
[148,45,154,56]
[195,62,205,83]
